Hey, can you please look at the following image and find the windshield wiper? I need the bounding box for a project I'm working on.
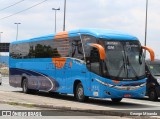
[126,56,139,79]
[116,57,126,78]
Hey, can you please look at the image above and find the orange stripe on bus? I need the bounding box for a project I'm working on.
[54,31,68,39]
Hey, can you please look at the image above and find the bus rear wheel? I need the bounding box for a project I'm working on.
[111,98,122,103]
[22,78,30,93]
[75,83,88,102]
[22,79,38,94]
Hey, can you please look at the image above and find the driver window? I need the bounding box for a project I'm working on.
[69,37,84,60]
[89,47,101,75]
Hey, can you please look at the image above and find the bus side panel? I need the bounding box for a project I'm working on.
[84,72,93,97]
[20,59,59,92]
[9,58,60,92]
[65,58,92,96]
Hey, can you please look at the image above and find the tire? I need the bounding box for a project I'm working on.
[22,78,30,93]
[0,83,1,85]
[149,89,158,101]
[75,83,88,102]
[111,98,122,103]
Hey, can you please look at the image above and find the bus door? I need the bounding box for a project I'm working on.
[87,47,102,97]
[66,36,86,93]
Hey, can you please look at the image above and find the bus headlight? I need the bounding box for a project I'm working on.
[140,83,146,87]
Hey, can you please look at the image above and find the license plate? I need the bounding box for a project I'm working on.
[124,94,131,98]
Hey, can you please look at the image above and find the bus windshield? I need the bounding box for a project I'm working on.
[102,40,145,80]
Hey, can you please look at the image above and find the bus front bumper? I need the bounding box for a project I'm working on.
[91,78,146,98]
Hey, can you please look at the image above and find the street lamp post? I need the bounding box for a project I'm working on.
[144,0,148,57]
[52,8,60,33]
[15,23,21,41]
[63,0,66,31]
[144,0,148,46]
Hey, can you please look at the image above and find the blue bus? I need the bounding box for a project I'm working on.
[9,29,155,102]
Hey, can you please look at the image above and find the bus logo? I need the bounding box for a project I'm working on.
[52,58,67,69]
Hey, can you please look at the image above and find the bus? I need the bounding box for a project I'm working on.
[9,29,155,102]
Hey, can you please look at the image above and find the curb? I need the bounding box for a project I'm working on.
[0,100,129,116]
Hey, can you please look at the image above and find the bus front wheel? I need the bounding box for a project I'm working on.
[111,98,122,103]
[75,83,88,102]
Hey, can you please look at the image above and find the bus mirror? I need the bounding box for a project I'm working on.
[142,46,155,61]
[88,43,106,60]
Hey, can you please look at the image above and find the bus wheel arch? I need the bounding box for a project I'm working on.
[73,80,88,102]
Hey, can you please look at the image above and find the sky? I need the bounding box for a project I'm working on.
[0,0,160,58]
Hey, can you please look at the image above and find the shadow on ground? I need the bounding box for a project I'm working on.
[13,90,156,109]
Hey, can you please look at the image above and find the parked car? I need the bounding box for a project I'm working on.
[0,73,2,85]
[146,60,160,101]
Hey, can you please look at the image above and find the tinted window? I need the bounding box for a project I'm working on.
[90,48,101,75]
[81,35,97,58]
[10,43,30,59]
[31,40,56,58]
[53,38,70,57]
[69,37,84,60]
[10,38,70,59]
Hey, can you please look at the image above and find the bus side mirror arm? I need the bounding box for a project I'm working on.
[142,46,155,61]
[87,43,106,60]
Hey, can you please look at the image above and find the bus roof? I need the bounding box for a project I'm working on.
[70,29,138,40]
[11,28,138,44]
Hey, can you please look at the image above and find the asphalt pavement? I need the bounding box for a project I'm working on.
[0,104,128,119]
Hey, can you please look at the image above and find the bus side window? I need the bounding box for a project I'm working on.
[89,48,101,75]
[69,37,84,60]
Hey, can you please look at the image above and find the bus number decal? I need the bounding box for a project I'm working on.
[107,46,115,50]
[52,58,67,69]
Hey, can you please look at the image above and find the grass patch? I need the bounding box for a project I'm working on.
[0,68,9,76]
[8,102,35,108]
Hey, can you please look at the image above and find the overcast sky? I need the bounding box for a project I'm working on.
[0,0,160,58]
